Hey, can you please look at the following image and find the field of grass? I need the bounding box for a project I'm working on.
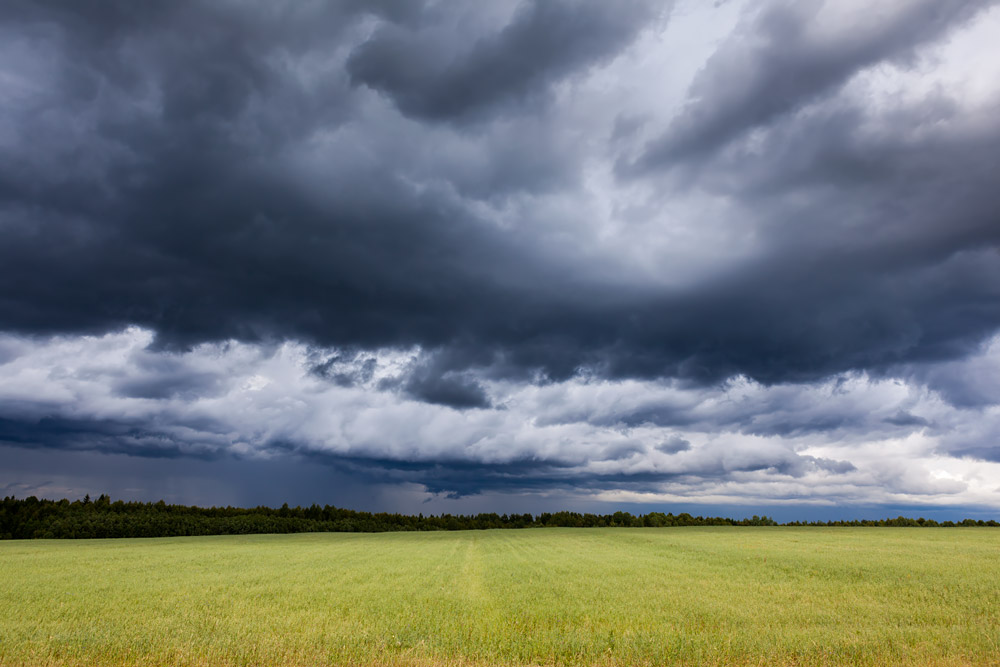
[1,528,998,666]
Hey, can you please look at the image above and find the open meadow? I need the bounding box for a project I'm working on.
[1,528,998,666]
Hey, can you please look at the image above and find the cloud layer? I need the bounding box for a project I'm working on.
[2,0,1000,512]
[2,328,1000,510]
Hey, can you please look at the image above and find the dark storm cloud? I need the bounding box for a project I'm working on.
[0,415,219,460]
[901,339,1000,410]
[383,346,493,409]
[1,0,1000,401]
[287,446,853,498]
[402,371,491,410]
[0,443,407,509]
[626,0,991,173]
[346,0,661,122]
[0,2,612,368]
[311,352,378,388]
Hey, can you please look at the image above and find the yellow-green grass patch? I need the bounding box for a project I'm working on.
[2,528,999,666]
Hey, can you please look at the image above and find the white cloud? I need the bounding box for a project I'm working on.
[2,328,999,508]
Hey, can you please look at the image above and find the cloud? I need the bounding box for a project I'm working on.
[883,411,930,428]
[402,370,491,410]
[2,1,1000,511]
[626,0,992,173]
[1,329,998,507]
[347,0,664,122]
[0,0,998,390]
[655,436,691,454]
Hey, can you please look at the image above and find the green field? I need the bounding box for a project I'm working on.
[1,528,998,666]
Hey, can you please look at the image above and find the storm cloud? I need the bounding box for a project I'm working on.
[2,0,1000,514]
[347,0,663,122]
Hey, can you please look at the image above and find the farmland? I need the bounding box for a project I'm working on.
[1,528,998,666]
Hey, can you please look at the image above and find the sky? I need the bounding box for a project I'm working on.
[2,0,1000,520]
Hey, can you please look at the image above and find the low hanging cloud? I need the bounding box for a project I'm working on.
[1,328,999,508]
[2,0,1000,511]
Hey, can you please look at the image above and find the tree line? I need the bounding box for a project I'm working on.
[1,495,996,539]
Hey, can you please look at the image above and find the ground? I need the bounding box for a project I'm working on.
[1,528,998,665]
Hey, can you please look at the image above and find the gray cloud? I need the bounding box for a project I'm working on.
[0,330,995,506]
[402,371,491,410]
[347,0,663,122]
[626,0,992,173]
[1,0,998,390]
[2,1,1000,512]
[0,415,219,460]
[655,436,691,454]
[883,411,930,428]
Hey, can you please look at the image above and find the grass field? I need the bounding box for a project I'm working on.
[1,528,999,666]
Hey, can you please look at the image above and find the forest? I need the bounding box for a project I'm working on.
[2,495,996,539]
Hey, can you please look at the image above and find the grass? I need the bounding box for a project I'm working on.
[1,528,999,666]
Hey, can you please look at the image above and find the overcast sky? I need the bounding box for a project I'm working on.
[2,0,1000,519]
